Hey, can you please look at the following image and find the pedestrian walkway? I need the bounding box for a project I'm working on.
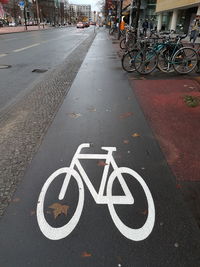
[0,25,50,34]
[0,29,200,267]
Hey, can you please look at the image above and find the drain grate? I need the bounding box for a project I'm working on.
[32,69,48,73]
[0,65,11,69]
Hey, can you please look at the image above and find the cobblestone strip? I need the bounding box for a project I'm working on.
[0,32,96,217]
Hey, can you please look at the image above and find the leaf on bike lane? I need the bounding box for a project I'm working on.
[66,112,82,119]
[123,139,129,144]
[87,106,97,112]
[141,209,148,216]
[81,252,92,258]
[30,210,36,216]
[132,133,140,138]
[119,112,133,119]
[49,203,69,219]
[12,198,20,203]
[97,160,108,167]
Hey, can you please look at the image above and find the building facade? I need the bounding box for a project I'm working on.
[156,0,200,33]
[77,4,91,20]
[123,0,156,20]
[121,0,157,29]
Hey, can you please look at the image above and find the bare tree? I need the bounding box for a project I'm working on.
[97,0,105,16]
[134,0,141,33]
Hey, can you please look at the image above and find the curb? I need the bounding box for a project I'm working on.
[0,27,51,35]
[0,25,75,35]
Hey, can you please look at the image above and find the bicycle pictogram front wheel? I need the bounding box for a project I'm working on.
[107,167,155,241]
[37,168,84,240]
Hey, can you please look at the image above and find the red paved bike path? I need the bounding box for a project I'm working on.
[111,36,200,227]
[130,79,200,182]
[129,78,200,226]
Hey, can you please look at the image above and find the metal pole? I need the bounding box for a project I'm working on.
[129,0,134,29]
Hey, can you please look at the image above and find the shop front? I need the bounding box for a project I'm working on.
[156,0,200,33]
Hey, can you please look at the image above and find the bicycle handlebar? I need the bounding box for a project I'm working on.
[76,143,90,155]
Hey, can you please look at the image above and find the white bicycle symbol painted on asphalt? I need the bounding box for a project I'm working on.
[37,143,155,241]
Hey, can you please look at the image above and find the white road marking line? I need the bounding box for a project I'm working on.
[0,54,7,58]
[1,38,18,41]
[13,43,40,52]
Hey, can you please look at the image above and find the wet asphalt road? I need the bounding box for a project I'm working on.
[0,26,94,113]
[0,30,200,266]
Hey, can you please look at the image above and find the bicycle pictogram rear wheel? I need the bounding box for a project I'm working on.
[37,167,84,240]
[107,167,155,241]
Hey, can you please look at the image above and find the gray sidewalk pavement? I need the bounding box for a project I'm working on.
[0,29,200,266]
[0,25,51,34]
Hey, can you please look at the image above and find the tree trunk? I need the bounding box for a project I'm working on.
[135,0,141,35]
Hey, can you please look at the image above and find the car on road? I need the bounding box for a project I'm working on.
[84,22,90,27]
[77,22,84,28]
[9,22,16,27]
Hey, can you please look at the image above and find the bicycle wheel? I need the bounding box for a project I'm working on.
[107,167,155,241]
[120,38,126,50]
[157,49,174,73]
[37,167,84,240]
[172,47,198,74]
[121,49,138,72]
[134,48,158,75]
[125,39,136,51]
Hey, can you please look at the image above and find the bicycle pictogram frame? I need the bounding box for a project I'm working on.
[37,143,155,241]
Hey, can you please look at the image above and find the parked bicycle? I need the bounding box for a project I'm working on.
[122,33,198,75]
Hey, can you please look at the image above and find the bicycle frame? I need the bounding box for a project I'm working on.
[58,143,134,205]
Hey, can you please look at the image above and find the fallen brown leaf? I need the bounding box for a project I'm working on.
[119,112,133,119]
[81,252,92,257]
[97,160,108,167]
[49,203,69,219]
[132,133,140,138]
[30,210,36,216]
[67,112,82,119]
[123,140,129,144]
[13,198,20,203]
[141,209,148,215]
[87,107,96,112]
